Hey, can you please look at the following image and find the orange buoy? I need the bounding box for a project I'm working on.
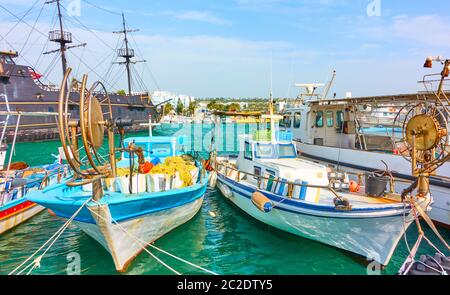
[251,191,273,212]
[349,180,360,193]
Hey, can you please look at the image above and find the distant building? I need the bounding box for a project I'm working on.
[152,90,195,106]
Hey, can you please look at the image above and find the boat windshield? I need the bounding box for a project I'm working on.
[254,143,296,158]
[255,143,274,158]
[278,144,296,158]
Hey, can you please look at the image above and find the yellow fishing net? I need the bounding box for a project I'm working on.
[150,156,197,187]
[117,167,132,177]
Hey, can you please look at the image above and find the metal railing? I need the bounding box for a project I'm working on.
[0,165,68,207]
[214,160,342,200]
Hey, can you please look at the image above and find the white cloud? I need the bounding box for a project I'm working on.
[170,10,230,25]
[0,20,300,97]
[364,15,450,48]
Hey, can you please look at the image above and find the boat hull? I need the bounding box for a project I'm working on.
[76,197,204,272]
[296,141,450,227]
[28,176,208,272]
[217,174,416,266]
[0,199,44,234]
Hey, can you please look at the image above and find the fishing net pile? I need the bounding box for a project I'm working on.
[107,156,199,194]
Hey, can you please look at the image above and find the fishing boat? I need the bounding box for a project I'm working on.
[212,95,433,266]
[0,95,68,234]
[27,69,208,272]
[0,1,161,143]
[280,65,450,227]
[0,162,66,234]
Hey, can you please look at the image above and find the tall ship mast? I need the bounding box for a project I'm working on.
[113,13,146,97]
[0,1,162,143]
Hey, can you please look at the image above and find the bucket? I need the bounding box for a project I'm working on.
[365,173,389,197]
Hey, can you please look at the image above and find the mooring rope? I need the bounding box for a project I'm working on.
[89,200,218,275]
[399,196,450,275]
[9,197,92,275]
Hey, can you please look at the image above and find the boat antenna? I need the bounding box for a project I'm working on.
[44,0,87,90]
[323,69,336,100]
[113,13,145,96]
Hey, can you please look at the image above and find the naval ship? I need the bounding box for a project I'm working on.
[0,1,162,143]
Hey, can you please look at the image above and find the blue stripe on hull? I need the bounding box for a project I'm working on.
[28,178,208,224]
[217,173,407,217]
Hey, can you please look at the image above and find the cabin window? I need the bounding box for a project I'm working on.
[0,55,14,64]
[315,111,324,128]
[336,111,344,131]
[151,142,172,155]
[278,144,296,158]
[124,142,148,158]
[48,106,54,113]
[266,169,276,176]
[244,141,253,160]
[255,143,275,158]
[293,112,301,128]
[253,166,261,180]
[326,111,334,127]
[280,115,292,128]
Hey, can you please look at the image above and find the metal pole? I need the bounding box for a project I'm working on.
[6,114,20,175]
[0,94,10,145]
[55,0,68,93]
[122,13,132,96]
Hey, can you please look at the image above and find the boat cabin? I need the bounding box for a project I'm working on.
[281,100,396,152]
[233,130,329,197]
[118,136,187,167]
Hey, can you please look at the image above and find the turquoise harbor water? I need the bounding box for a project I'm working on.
[1,123,449,275]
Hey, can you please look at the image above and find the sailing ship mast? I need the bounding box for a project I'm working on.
[113,13,146,96]
[43,0,86,88]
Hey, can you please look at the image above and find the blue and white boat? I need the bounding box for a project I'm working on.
[0,162,67,234]
[28,136,208,272]
[213,108,432,266]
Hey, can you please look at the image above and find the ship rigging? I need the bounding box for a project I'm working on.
[0,0,163,142]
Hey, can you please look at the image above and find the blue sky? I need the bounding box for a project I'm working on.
[1,0,450,98]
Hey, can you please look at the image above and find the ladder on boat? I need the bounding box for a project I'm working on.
[354,116,367,151]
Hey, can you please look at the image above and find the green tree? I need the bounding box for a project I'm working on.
[117,89,126,96]
[187,101,197,116]
[226,103,241,112]
[207,100,218,110]
[163,103,174,115]
[176,99,184,115]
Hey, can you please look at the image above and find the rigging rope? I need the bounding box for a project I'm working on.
[82,0,122,16]
[130,32,161,91]
[0,3,48,39]
[60,3,116,51]
[17,2,46,65]
[0,0,42,43]
[9,197,92,275]
[399,196,450,275]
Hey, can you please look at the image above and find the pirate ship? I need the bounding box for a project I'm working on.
[0,0,161,143]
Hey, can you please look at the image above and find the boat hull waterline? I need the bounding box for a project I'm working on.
[217,173,426,266]
[0,200,44,234]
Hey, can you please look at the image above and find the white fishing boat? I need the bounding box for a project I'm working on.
[281,66,450,226]
[212,97,432,266]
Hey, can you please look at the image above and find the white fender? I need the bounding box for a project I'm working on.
[208,171,218,188]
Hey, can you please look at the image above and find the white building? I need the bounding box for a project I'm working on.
[151,91,195,107]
